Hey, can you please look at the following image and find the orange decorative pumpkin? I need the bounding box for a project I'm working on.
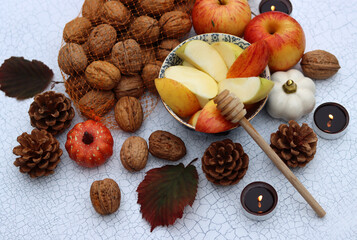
[65,120,114,168]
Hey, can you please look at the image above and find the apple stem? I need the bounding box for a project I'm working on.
[282,79,297,94]
[82,131,94,145]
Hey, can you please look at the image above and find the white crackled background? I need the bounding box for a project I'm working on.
[0,0,356,239]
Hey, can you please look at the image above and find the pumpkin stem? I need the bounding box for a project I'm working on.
[82,131,94,145]
[282,79,297,93]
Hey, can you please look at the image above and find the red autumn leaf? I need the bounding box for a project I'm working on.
[0,57,53,99]
[137,159,198,232]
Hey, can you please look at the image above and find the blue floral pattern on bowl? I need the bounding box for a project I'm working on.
[159,33,271,132]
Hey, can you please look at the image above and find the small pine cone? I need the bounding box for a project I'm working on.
[202,139,249,186]
[29,91,75,135]
[13,129,63,178]
[270,120,318,168]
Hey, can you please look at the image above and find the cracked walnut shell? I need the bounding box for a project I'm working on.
[114,96,143,132]
[120,136,148,172]
[90,178,121,215]
[159,11,192,39]
[129,16,160,45]
[111,39,142,75]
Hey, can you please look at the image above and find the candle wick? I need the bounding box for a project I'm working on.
[327,114,334,128]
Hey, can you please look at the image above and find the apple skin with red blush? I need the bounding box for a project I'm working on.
[65,120,114,168]
[244,11,306,72]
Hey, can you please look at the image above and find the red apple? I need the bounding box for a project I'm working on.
[192,0,251,37]
[195,100,237,133]
[227,40,270,78]
[244,11,306,72]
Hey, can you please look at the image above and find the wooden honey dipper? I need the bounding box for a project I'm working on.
[214,90,326,218]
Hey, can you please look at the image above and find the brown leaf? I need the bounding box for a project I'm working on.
[0,57,53,99]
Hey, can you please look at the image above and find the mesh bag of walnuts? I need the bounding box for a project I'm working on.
[58,0,195,127]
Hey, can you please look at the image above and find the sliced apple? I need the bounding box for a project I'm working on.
[176,40,228,82]
[227,40,270,78]
[188,110,202,127]
[218,77,274,104]
[155,78,201,118]
[182,60,194,67]
[212,42,244,68]
[195,100,237,133]
[164,66,218,107]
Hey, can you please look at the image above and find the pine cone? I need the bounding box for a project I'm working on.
[202,139,249,186]
[29,91,75,135]
[270,120,318,168]
[13,129,63,178]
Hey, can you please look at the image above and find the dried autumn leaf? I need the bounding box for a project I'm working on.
[137,159,198,232]
[0,57,53,99]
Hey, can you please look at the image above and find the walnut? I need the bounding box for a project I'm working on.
[63,17,92,44]
[139,0,175,16]
[121,0,136,5]
[88,24,117,58]
[114,96,143,132]
[148,130,186,161]
[111,39,142,75]
[120,136,148,172]
[79,90,116,119]
[159,11,192,39]
[113,74,144,99]
[65,75,93,101]
[129,16,160,45]
[141,47,157,65]
[58,43,88,75]
[90,178,121,215]
[175,1,195,13]
[141,61,162,93]
[81,40,91,59]
[82,0,105,25]
[156,39,180,62]
[101,1,131,29]
[85,61,121,90]
[300,50,341,80]
[117,32,131,43]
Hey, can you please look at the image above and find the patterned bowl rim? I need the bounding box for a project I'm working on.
[158,33,271,132]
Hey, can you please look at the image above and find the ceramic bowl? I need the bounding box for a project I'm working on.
[158,33,271,132]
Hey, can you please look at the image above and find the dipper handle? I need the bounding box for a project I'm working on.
[214,90,326,218]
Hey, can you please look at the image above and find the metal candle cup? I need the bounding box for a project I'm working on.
[240,182,278,221]
[259,0,293,15]
[313,102,349,140]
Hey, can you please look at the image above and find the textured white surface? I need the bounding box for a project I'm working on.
[0,0,356,239]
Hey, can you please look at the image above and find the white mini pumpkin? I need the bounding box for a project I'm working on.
[267,69,316,121]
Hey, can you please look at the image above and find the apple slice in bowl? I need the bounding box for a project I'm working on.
[158,33,271,133]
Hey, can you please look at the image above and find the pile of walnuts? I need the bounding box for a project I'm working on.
[58,0,193,129]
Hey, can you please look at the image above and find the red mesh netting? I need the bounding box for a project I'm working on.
[59,0,195,129]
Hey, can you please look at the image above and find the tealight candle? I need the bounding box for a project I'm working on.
[240,182,278,221]
[313,102,349,140]
[259,0,293,15]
